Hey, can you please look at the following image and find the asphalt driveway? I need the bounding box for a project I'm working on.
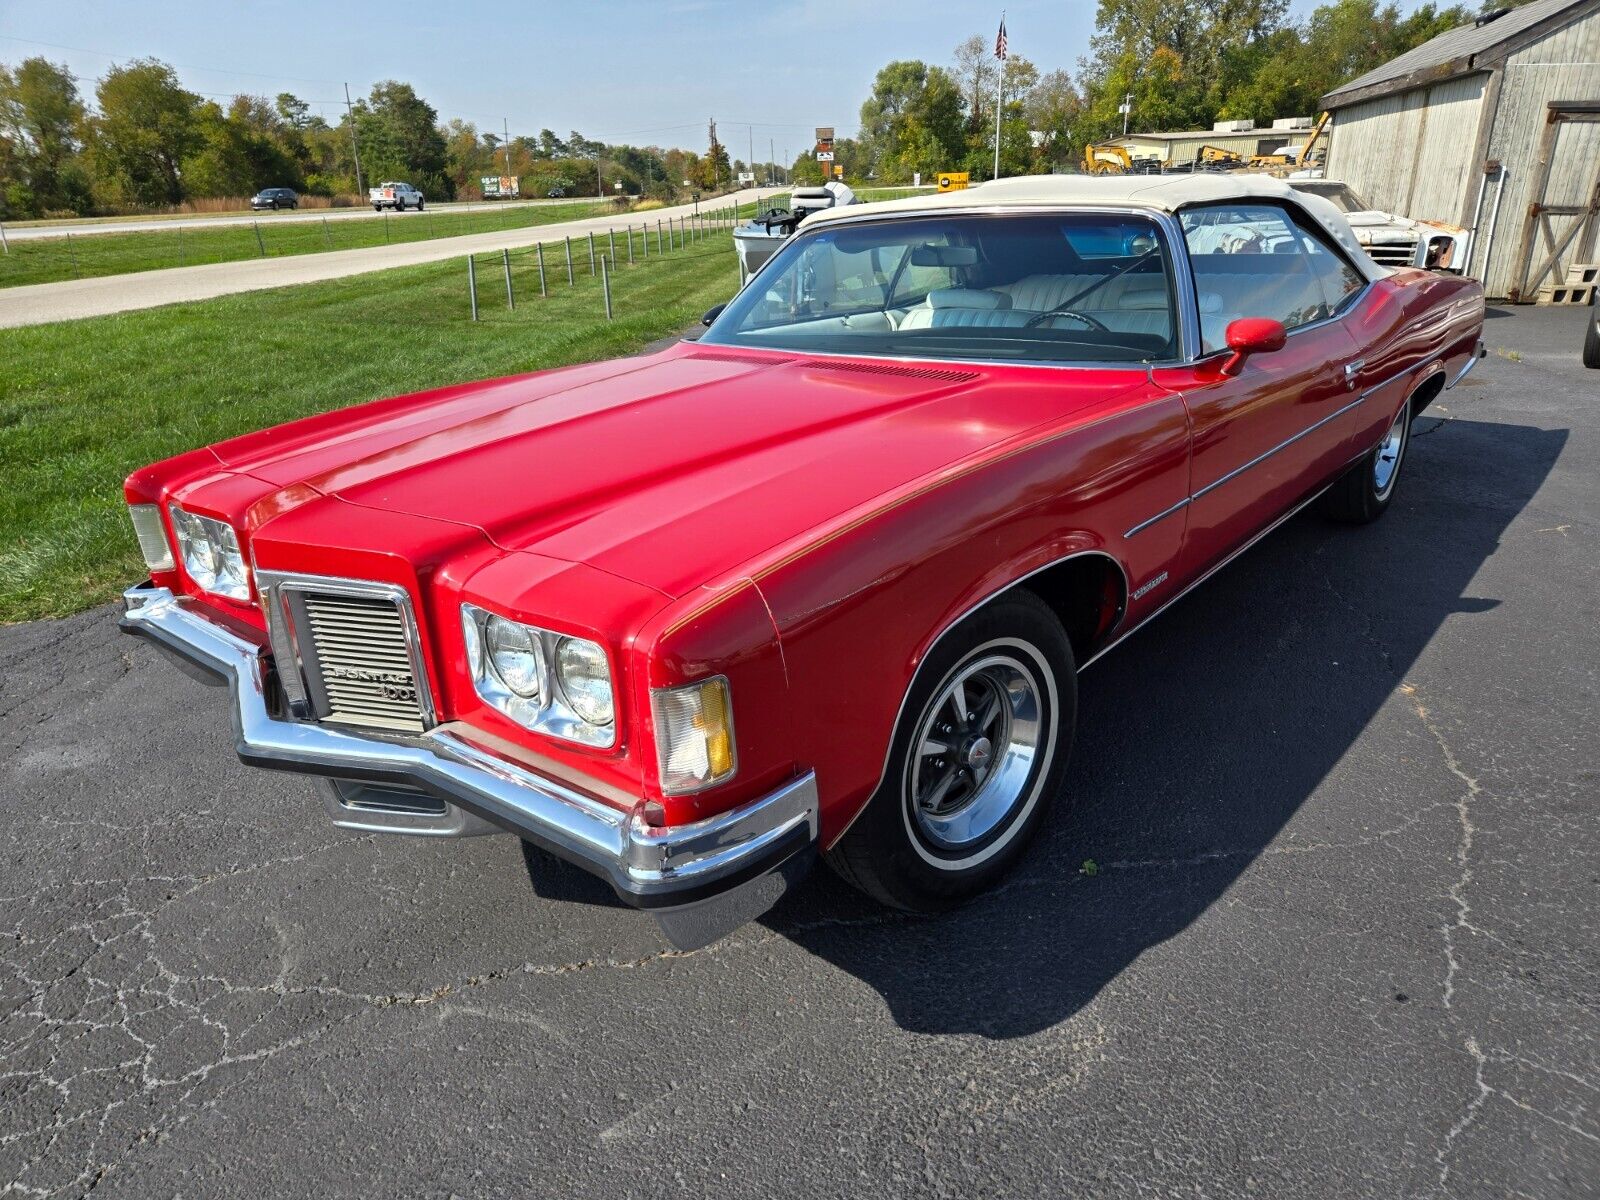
[2,305,1596,1198]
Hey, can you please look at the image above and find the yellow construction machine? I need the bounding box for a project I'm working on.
[1082,142,1134,174]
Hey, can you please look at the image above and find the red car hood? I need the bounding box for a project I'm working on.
[216,346,1150,597]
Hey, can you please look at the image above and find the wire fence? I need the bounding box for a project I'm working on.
[0,196,699,290]
[461,202,751,323]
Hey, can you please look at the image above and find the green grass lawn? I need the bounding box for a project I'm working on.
[0,197,763,290]
[0,229,743,622]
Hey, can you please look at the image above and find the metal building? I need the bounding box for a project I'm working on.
[1321,0,1600,300]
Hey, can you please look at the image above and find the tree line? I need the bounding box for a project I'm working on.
[0,58,737,219]
[793,0,1526,185]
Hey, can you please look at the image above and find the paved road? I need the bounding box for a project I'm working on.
[0,188,772,329]
[0,196,584,242]
[2,307,1596,1198]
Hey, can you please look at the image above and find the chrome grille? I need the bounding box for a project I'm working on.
[299,591,427,733]
[1366,242,1417,267]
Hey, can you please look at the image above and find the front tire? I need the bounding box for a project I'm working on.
[416,199,425,212]
[1319,401,1410,523]
[825,590,1076,912]
[1584,301,1600,369]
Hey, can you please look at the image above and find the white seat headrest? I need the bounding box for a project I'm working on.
[926,288,1010,310]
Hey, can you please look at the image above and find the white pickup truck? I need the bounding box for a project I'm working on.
[369,181,425,212]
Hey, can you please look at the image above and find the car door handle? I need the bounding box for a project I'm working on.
[1343,360,1365,389]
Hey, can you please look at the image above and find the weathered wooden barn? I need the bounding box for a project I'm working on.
[1321,0,1600,300]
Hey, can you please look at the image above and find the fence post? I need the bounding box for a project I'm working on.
[628,224,635,265]
[253,219,266,257]
[536,243,547,296]
[0,220,8,255]
[467,256,479,321]
[502,248,515,310]
[608,227,616,266]
[656,220,663,255]
[564,236,574,285]
[601,254,613,320]
[588,231,596,275]
[384,212,390,244]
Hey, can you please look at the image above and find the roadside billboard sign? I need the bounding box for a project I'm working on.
[816,151,834,162]
[738,171,755,184]
[937,171,970,191]
[481,176,520,198]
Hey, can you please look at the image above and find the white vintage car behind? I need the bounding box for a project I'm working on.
[1290,180,1465,271]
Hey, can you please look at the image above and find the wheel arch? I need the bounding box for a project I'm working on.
[825,546,1127,850]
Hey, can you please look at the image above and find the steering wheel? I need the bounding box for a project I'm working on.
[1023,308,1110,331]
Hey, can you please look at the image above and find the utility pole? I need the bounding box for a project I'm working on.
[344,83,365,195]
[709,117,719,189]
[1122,92,1133,136]
[748,124,755,184]
[503,117,512,177]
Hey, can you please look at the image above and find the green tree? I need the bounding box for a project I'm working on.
[858,60,965,182]
[0,57,87,214]
[356,80,452,197]
[85,59,200,205]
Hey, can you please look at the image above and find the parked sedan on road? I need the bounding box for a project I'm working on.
[119,175,1484,948]
[249,187,299,211]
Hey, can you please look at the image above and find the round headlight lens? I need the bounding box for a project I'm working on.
[487,616,543,698]
[555,637,613,726]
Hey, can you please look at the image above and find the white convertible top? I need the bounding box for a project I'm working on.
[803,173,1387,282]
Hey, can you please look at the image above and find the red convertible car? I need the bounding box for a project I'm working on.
[121,176,1484,947]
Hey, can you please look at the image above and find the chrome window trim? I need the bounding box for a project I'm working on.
[257,570,438,730]
[708,204,1202,366]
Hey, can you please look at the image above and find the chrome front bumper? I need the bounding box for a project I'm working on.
[120,583,819,912]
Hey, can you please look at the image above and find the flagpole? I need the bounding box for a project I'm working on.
[993,16,1006,180]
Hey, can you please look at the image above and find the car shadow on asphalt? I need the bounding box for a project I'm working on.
[525,415,1564,1040]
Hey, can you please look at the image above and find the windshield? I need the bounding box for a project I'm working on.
[701,212,1181,365]
[1292,182,1370,213]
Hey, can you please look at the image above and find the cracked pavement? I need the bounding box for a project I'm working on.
[3,305,1596,1197]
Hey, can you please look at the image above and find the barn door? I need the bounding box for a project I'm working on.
[1510,102,1600,303]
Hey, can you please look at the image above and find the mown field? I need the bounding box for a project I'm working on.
[0,198,620,289]
[0,229,742,622]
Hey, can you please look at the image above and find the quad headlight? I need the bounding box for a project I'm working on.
[167,505,250,601]
[461,605,615,747]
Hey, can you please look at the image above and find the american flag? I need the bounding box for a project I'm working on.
[995,16,1008,61]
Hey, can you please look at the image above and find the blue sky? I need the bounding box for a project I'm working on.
[4,0,1355,152]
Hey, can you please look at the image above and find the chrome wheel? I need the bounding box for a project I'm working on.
[907,652,1043,854]
[1373,406,1407,499]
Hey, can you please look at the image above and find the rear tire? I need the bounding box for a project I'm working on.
[1319,401,1410,524]
[825,590,1076,912]
[1584,301,1600,369]
[417,199,424,212]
